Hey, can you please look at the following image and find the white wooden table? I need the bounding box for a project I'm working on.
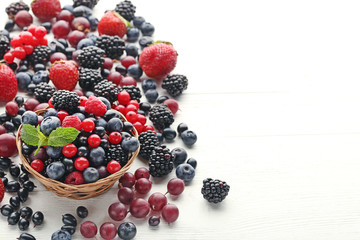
[2,0,360,239]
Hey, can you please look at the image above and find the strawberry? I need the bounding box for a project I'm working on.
[139,42,178,80]
[0,178,4,203]
[98,11,128,38]
[0,64,17,102]
[49,61,79,91]
[31,0,61,22]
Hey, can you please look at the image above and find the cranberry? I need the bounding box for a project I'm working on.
[125,104,138,114]
[117,187,135,205]
[99,222,117,240]
[79,96,88,106]
[14,10,33,29]
[0,125,6,135]
[128,100,139,109]
[143,125,155,131]
[67,30,86,48]
[52,20,71,39]
[73,89,84,96]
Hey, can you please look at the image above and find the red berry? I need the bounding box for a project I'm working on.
[137,114,146,125]
[62,115,81,131]
[23,45,34,55]
[107,71,122,85]
[98,11,127,38]
[125,111,137,123]
[135,178,152,194]
[31,159,44,172]
[24,98,40,111]
[133,122,143,134]
[30,36,39,47]
[49,60,79,90]
[67,30,86,48]
[27,25,37,35]
[62,143,77,158]
[5,102,18,116]
[57,110,69,122]
[14,10,33,29]
[167,178,185,195]
[71,17,90,32]
[48,98,54,108]
[115,105,126,115]
[121,56,136,69]
[31,0,61,22]
[117,187,135,205]
[109,132,122,144]
[85,96,107,116]
[13,47,26,59]
[81,118,95,132]
[79,96,88,106]
[0,125,6,135]
[99,222,117,240]
[88,134,101,147]
[73,89,84,96]
[19,31,33,44]
[117,91,131,105]
[119,76,137,87]
[161,204,179,223]
[39,37,48,46]
[74,157,89,171]
[0,134,17,157]
[4,51,14,64]
[143,125,155,132]
[64,171,84,185]
[50,52,67,63]
[102,58,113,70]
[148,192,167,211]
[56,10,74,23]
[163,99,179,114]
[34,26,47,39]
[134,167,150,180]
[107,160,121,174]
[108,202,127,221]
[80,221,98,238]
[125,104,137,114]
[33,103,49,112]
[52,20,71,39]
[130,198,150,218]
[128,100,139,109]
[10,36,21,48]
[119,172,136,188]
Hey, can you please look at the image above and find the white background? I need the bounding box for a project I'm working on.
[1,0,360,239]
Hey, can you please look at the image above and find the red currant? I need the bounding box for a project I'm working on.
[125,111,137,123]
[74,157,89,171]
[19,31,33,45]
[167,178,185,195]
[13,47,26,59]
[23,45,34,55]
[4,51,14,64]
[118,91,131,106]
[27,25,37,35]
[133,122,144,133]
[81,118,95,132]
[11,36,23,48]
[134,167,150,179]
[31,159,44,172]
[39,37,48,46]
[109,131,122,144]
[48,98,54,108]
[107,160,121,174]
[115,105,126,116]
[88,134,101,147]
[120,56,136,69]
[62,143,77,158]
[161,204,179,223]
[143,125,155,131]
[135,178,152,194]
[125,104,137,114]
[79,96,88,107]
[128,100,139,109]
[57,110,69,122]
[5,102,19,116]
[30,36,39,47]
[148,192,167,211]
[136,114,146,125]
[34,26,47,39]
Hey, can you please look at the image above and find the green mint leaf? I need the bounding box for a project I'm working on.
[20,124,40,146]
[34,135,48,155]
[48,127,80,147]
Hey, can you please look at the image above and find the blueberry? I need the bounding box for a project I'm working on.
[126,27,140,42]
[122,122,134,133]
[46,146,63,158]
[62,4,74,13]
[133,16,145,28]
[18,218,30,231]
[49,40,65,53]
[62,213,77,227]
[22,111,38,125]
[181,130,197,146]
[62,158,75,173]
[65,47,76,59]
[88,16,99,31]
[177,123,188,135]
[121,136,139,152]
[89,147,105,166]
[115,65,127,76]
[125,43,138,57]
[87,34,98,44]
[41,22,52,33]
[26,83,36,95]
[95,117,107,128]
[40,116,61,136]
[51,230,71,240]
[44,108,58,118]
[83,167,99,183]
[5,19,15,31]
[156,95,169,103]
[46,162,66,180]
[139,36,153,49]
[76,206,88,218]
[104,110,121,121]
[12,115,22,128]
[171,147,187,166]
[1,204,14,217]
[34,63,46,72]
[0,29,10,40]
[17,65,28,72]
[127,64,143,79]
[176,163,195,183]
[15,96,24,106]
[18,107,26,115]
[4,121,15,132]
[98,97,111,110]
[107,118,123,132]
[77,38,94,49]
[72,112,85,121]
[141,79,156,91]
[16,72,32,90]
[118,222,137,240]
[163,128,177,141]
[140,22,155,36]
[32,70,49,84]
[145,89,159,103]
[94,126,105,137]
[73,5,92,17]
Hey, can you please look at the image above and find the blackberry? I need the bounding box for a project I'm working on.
[114,0,136,21]
[105,144,129,167]
[78,46,105,69]
[138,130,159,160]
[120,85,141,102]
[148,145,174,178]
[78,68,103,91]
[0,35,10,59]
[148,105,174,130]
[52,90,80,114]
[95,35,125,59]
[161,74,188,97]
[94,80,120,104]
[201,178,230,203]
[34,82,55,103]
[73,0,99,9]
[5,1,30,19]
[30,46,51,66]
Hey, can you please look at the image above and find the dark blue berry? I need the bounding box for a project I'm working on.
[156,95,169,103]
[98,97,111,110]
[87,16,98,31]
[141,79,156,91]
[22,111,38,125]
[40,116,61,136]
[62,213,77,227]
[89,147,105,166]
[127,64,142,79]
[83,167,99,183]
[17,188,29,202]
[32,70,49,84]
[76,206,88,218]
[176,163,195,183]
[61,225,76,235]
[51,230,71,240]
[7,211,20,225]
[77,146,88,157]
[34,63,46,72]
[181,130,197,146]
[46,162,66,180]
[140,22,155,36]
[118,222,137,240]
[5,19,15,31]
[103,109,121,121]
[115,65,127,76]
[163,128,177,141]
[133,16,145,28]
[62,5,74,13]
[177,123,188,135]
[62,158,75,173]
[32,211,44,226]
[171,147,187,166]
[46,146,63,158]
[41,22,52,33]
[1,204,14,216]
[9,196,21,209]
[107,118,123,132]
[72,112,85,121]
[145,89,158,103]
[7,181,20,192]
[16,72,31,90]
[125,43,138,57]
[18,218,30,231]
[121,136,139,152]
[77,38,94,49]
[126,27,140,42]
[19,206,32,219]
[23,180,35,192]
[139,36,153,49]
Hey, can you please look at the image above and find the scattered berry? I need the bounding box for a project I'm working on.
[201,178,230,203]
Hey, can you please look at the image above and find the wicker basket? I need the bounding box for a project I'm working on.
[16,109,139,200]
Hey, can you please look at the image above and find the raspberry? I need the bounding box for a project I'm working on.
[64,171,84,185]
[85,96,107,116]
[62,116,82,131]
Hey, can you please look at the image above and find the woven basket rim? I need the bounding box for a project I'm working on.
[16,108,139,199]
